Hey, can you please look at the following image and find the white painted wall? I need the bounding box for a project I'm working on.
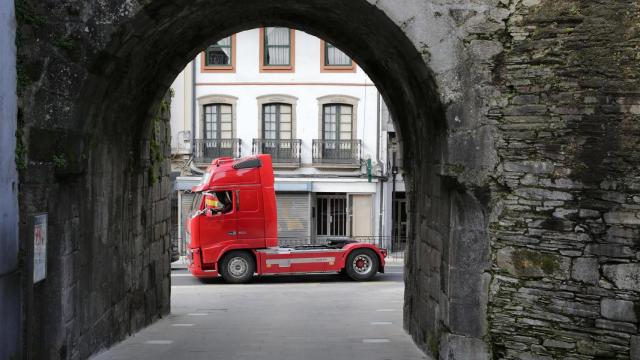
[170,28,404,240]
[0,0,21,357]
[169,65,192,153]
[171,28,380,176]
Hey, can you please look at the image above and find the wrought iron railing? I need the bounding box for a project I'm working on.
[252,139,302,166]
[312,139,362,165]
[193,138,241,163]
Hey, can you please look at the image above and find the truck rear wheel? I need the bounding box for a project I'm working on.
[345,249,379,281]
[220,251,255,284]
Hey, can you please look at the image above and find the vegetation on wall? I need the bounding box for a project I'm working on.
[148,99,169,186]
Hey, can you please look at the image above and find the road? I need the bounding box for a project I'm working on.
[92,264,429,360]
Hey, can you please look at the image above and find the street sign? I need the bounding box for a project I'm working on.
[33,213,47,283]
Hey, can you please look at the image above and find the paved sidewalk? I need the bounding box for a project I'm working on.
[92,266,428,360]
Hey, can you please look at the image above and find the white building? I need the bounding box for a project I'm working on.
[170,28,406,254]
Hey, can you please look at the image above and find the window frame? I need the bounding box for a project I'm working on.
[320,40,356,73]
[200,34,236,73]
[202,103,233,141]
[257,94,298,140]
[322,103,354,142]
[196,95,238,141]
[259,28,296,72]
[262,103,293,141]
[316,95,358,140]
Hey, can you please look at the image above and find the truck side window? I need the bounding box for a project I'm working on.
[215,191,234,214]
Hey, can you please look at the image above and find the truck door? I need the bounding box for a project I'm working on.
[200,190,237,264]
[236,186,265,247]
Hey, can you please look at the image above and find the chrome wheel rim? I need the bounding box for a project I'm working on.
[228,257,248,277]
[352,254,373,274]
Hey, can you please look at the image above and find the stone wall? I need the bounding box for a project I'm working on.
[16,0,173,353]
[487,1,640,359]
[13,0,640,359]
[405,1,640,359]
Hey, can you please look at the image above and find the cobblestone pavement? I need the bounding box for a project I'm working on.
[92,265,429,360]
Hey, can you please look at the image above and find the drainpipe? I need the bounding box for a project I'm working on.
[191,60,196,154]
[377,92,384,244]
[177,190,183,258]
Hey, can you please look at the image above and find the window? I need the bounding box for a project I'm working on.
[201,35,236,72]
[202,103,234,159]
[323,104,353,143]
[261,103,292,159]
[320,41,356,72]
[263,103,292,141]
[203,104,233,140]
[211,191,234,215]
[260,28,295,72]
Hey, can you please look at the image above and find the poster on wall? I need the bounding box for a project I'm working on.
[33,213,48,283]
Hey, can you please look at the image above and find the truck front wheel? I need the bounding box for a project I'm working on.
[345,249,379,281]
[220,251,255,284]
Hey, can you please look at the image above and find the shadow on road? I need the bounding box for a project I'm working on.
[171,266,404,285]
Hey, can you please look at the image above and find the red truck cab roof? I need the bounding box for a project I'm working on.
[192,155,275,193]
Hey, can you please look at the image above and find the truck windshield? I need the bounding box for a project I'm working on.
[190,192,204,214]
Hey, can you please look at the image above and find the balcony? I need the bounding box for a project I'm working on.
[252,139,302,168]
[193,138,242,164]
[312,139,362,169]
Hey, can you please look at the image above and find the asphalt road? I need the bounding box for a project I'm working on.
[92,265,429,360]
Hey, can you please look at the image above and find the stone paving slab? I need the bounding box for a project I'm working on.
[92,266,428,360]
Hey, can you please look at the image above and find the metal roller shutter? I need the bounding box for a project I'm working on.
[276,192,310,246]
[180,192,196,255]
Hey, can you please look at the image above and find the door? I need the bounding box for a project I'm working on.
[262,103,293,162]
[203,103,233,158]
[236,186,265,247]
[316,194,347,239]
[392,192,408,253]
[199,190,237,264]
[322,104,353,161]
[350,194,373,238]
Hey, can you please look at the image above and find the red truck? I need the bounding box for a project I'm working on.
[186,154,387,283]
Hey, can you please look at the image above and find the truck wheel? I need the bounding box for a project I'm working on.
[220,251,255,284]
[345,249,379,281]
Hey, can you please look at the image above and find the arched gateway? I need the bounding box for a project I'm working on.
[7,0,639,359]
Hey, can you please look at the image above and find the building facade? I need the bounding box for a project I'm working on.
[170,27,406,256]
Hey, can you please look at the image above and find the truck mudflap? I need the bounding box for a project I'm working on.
[187,248,219,278]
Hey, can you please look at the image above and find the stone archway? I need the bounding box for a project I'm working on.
[14,0,640,359]
[16,1,467,358]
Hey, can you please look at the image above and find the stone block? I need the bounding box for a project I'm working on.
[576,340,616,357]
[497,246,570,279]
[552,208,578,219]
[579,209,601,218]
[439,334,489,360]
[504,161,554,174]
[448,273,490,337]
[542,339,575,349]
[515,188,573,201]
[631,336,639,360]
[585,244,635,258]
[516,352,552,360]
[602,263,640,290]
[548,299,599,318]
[600,298,637,323]
[603,211,640,225]
[595,318,637,334]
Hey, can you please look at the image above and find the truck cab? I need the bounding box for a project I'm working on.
[186,154,386,283]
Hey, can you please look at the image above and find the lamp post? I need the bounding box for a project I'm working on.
[391,156,398,253]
